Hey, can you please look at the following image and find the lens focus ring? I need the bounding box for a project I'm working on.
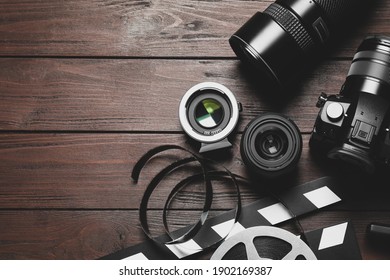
[264,3,314,52]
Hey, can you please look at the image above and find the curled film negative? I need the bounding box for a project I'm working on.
[132,145,241,248]
[101,176,343,260]
[211,226,317,260]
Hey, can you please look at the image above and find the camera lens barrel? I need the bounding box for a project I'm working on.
[344,36,390,98]
[230,0,365,90]
[240,113,302,178]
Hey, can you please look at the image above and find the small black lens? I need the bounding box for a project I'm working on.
[255,129,288,160]
[241,113,302,178]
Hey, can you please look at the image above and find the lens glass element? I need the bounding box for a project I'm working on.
[195,98,224,128]
[255,129,288,160]
[179,82,240,152]
[240,113,302,178]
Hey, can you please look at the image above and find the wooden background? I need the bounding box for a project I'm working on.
[0,0,390,260]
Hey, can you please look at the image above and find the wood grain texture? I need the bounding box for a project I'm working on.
[0,133,317,209]
[0,133,389,211]
[0,0,388,57]
[0,58,350,132]
[1,0,390,261]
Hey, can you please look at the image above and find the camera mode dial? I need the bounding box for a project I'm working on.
[326,102,344,122]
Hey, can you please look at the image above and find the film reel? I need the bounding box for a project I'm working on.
[210,226,317,260]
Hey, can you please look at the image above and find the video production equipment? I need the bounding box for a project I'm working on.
[310,36,390,173]
[118,0,387,262]
[179,0,375,178]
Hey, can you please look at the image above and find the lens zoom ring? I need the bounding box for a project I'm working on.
[264,3,314,52]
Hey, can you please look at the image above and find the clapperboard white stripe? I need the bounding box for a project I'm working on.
[123,252,148,260]
[211,220,246,239]
[303,221,361,259]
[165,239,203,259]
[101,177,343,260]
[258,202,294,225]
[303,186,341,209]
[318,222,348,250]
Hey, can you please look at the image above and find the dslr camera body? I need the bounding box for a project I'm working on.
[310,36,390,173]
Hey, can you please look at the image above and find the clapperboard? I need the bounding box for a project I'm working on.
[101,176,361,260]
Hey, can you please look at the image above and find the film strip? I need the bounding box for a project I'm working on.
[101,176,347,260]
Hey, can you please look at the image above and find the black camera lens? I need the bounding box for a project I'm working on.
[241,113,302,178]
[230,0,368,91]
[255,129,288,160]
[343,35,390,97]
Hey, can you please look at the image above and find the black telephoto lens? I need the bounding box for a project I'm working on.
[240,113,302,178]
[230,0,370,91]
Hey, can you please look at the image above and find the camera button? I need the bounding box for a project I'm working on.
[326,102,344,122]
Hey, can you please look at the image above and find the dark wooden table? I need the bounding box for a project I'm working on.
[1,0,390,260]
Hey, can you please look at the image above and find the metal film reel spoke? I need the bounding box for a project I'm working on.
[210,226,317,260]
[282,246,303,260]
[242,236,263,260]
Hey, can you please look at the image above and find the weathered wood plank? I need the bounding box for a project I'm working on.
[0,133,388,210]
[0,58,351,132]
[0,0,387,57]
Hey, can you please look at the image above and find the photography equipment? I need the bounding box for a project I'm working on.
[241,113,302,178]
[179,82,242,153]
[229,0,368,91]
[210,226,317,260]
[310,35,390,173]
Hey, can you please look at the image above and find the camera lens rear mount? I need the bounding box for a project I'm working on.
[240,113,302,178]
[179,82,241,153]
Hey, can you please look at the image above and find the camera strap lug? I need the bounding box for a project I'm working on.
[316,92,328,108]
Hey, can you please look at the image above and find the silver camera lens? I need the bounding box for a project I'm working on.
[179,82,241,153]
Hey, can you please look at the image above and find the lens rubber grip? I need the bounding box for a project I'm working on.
[313,0,356,26]
[264,3,314,52]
